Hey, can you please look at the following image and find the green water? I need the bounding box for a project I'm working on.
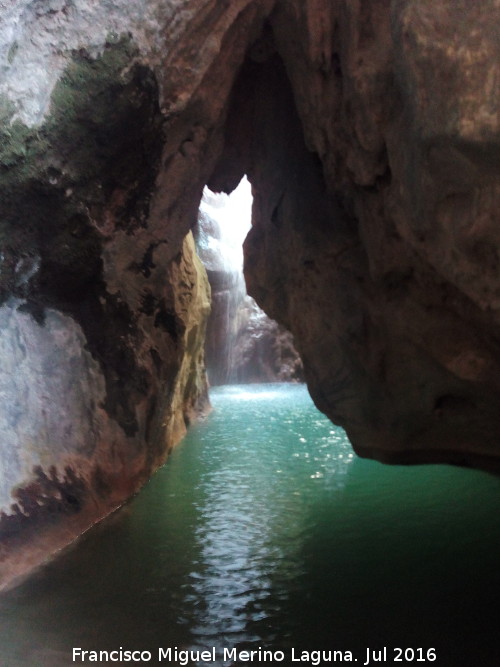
[0,384,499,666]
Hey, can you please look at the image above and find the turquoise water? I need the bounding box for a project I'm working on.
[0,384,499,666]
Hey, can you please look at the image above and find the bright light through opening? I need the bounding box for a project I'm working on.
[198,176,252,274]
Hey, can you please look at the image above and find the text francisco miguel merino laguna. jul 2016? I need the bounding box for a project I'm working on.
[72,645,438,664]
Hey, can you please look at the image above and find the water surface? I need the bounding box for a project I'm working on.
[0,384,499,666]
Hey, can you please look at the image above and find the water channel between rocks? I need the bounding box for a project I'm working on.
[0,384,499,667]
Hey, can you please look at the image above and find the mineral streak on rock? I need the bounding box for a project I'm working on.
[0,0,499,586]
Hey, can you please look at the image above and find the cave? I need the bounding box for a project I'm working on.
[0,0,500,632]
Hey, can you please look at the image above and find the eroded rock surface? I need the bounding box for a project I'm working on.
[0,0,499,584]
[228,296,304,384]
[0,0,271,588]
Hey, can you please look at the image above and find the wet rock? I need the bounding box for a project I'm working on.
[229,296,304,384]
[1,0,273,588]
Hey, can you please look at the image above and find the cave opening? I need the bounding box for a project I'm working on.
[195,176,303,387]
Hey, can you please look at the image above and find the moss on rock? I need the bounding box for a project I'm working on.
[0,35,165,432]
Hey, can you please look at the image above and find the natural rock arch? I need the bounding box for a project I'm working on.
[0,0,499,585]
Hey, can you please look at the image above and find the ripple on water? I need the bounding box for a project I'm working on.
[0,384,499,666]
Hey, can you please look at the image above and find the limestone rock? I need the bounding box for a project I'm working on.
[0,0,274,589]
[312,1,499,469]
[228,296,304,384]
[0,231,210,589]
[212,0,500,471]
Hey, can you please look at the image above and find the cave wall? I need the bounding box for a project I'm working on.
[211,0,500,469]
[0,0,274,588]
[0,0,499,584]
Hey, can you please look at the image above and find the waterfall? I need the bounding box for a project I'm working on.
[196,178,252,385]
[196,177,303,386]
[198,177,252,279]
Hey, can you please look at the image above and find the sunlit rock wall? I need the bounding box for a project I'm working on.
[230,297,304,384]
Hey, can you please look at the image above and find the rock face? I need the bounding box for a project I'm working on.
[227,296,304,384]
[0,230,210,588]
[0,1,216,586]
[210,0,500,471]
[0,0,499,583]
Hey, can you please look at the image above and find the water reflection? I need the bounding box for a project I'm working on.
[224,389,283,401]
[187,386,314,654]
[183,385,364,659]
[0,384,499,667]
